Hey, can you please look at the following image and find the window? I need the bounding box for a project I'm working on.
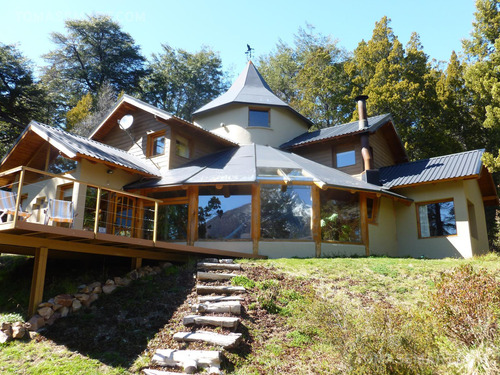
[367,197,380,224]
[320,189,361,243]
[336,150,356,168]
[260,184,312,240]
[249,109,270,127]
[176,135,191,158]
[417,199,457,238]
[156,204,188,241]
[148,131,166,157]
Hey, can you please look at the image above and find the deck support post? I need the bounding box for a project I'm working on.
[28,246,48,317]
[131,257,142,270]
[251,184,261,255]
[312,185,321,258]
[187,186,199,246]
[360,193,370,256]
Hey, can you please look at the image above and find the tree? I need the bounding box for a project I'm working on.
[43,15,146,109]
[0,43,49,156]
[140,45,227,120]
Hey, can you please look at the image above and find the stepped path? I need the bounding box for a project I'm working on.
[143,258,247,375]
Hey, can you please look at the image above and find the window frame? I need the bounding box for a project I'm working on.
[335,149,356,168]
[147,130,166,158]
[416,198,458,239]
[248,108,270,128]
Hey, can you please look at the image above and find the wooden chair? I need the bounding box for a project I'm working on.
[0,190,31,221]
[45,198,76,228]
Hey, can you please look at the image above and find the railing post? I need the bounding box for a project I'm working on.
[93,187,102,236]
[13,168,26,223]
[153,201,158,245]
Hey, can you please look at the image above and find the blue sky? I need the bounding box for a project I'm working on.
[2,0,477,78]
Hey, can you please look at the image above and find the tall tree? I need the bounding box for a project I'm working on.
[140,45,227,121]
[0,43,49,156]
[43,15,146,115]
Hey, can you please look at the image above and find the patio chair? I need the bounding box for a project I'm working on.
[44,198,76,228]
[0,190,31,221]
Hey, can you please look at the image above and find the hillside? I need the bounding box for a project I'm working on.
[1,254,500,374]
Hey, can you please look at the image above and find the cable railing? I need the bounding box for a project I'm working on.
[0,166,160,242]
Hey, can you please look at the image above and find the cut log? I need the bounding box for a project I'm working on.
[198,295,244,303]
[152,349,221,374]
[196,285,246,295]
[200,258,220,264]
[183,315,240,329]
[197,262,241,271]
[191,301,241,315]
[219,259,234,264]
[197,271,238,281]
[173,331,242,349]
[143,369,191,375]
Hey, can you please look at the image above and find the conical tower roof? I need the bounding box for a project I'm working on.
[193,61,313,126]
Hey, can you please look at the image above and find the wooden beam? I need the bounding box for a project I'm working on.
[251,184,261,255]
[131,257,142,270]
[311,185,321,258]
[28,247,48,317]
[13,168,26,223]
[187,186,199,246]
[93,187,102,235]
[360,193,369,256]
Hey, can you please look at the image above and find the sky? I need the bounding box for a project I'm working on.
[1,0,477,78]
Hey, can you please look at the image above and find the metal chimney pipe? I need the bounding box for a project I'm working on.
[355,95,369,130]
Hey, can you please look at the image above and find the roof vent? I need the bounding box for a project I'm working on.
[355,95,369,130]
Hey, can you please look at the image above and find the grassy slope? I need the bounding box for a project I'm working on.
[1,254,500,374]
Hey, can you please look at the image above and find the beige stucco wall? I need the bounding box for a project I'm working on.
[463,179,490,255]
[320,242,366,257]
[258,241,316,258]
[393,180,480,259]
[369,197,398,256]
[193,104,309,147]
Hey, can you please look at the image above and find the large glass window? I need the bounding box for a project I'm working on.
[260,184,312,240]
[249,109,270,127]
[198,187,252,240]
[156,204,188,241]
[320,190,361,243]
[417,199,457,238]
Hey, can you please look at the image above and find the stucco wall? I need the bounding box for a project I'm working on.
[369,197,398,256]
[394,181,476,259]
[320,243,366,257]
[258,241,316,258]
[193,104,309,147]
[463,179,490,255]
[194,241,253,255]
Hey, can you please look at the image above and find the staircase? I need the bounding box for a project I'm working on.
[143,258,247,374]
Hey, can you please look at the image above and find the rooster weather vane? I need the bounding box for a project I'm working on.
[245,44,254,61]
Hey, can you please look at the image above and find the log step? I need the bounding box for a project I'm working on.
[143,369,190,375]
[152,349,221,374]
[173,331,243,349]
[196,285,246,295]
[191,301,241,315]
[197,271,238,281]
[199,258,234,264]
[183,314,240,329]
[197,262,241,271]
[198,295,244,303]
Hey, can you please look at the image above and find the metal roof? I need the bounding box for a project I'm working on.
[125,144,409,200]
[280,114,392,149]
[379,149,485,188]
[192,61,313,127]
[28,121,161,177]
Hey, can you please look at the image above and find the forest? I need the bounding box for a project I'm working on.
[0,0,499,247]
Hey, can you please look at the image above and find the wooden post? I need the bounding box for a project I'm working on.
[311,185,321,258]
[131,257,142,270]
[187,186,199,246]
[153,201,159,244]
[251,184,261,255]
[360,193,370,256]
[13,168,26,223]
[28,247,48,317]
[93,187,102,235]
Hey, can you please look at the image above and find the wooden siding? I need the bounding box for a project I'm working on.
[169,129,223,169]
[294,143,333,167]
[332,140,364,175]
[370,130,396,169]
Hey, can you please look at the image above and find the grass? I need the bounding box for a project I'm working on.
[2,253,500,374]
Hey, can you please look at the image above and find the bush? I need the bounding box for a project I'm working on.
[432,264,500,347]
[231,275,255,289]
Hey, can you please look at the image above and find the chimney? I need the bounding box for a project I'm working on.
[355,95,369,130]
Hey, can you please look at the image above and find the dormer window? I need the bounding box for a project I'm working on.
[249,108,270,127]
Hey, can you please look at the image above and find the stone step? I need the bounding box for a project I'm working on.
[191,301,241,315]
[183,314,240,329]
[197,271,238,281]
[173,331,243,349]
[197,262,241,271]
[152,349,221,374]
[196,284,246,295]
[198,295,245,303]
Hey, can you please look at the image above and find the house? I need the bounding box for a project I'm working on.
[0,61,497,313]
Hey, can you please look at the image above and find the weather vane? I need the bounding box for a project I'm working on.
[245,44,254,61]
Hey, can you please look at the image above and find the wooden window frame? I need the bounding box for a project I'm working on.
[248,107,270,128]
[366,196,380,224]
[147,130,166,158]
[416,198,458,239]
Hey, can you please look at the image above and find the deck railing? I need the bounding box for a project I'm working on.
[0,166,161,242]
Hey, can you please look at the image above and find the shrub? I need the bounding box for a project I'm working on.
[231,275,255,289]
[431,264,500,347]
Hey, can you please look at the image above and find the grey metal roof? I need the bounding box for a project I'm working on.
[379,149,485,188]
[280,114,392,149]
[29,121,161,177]
[125,144,409,200]
[192,61,313,127]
